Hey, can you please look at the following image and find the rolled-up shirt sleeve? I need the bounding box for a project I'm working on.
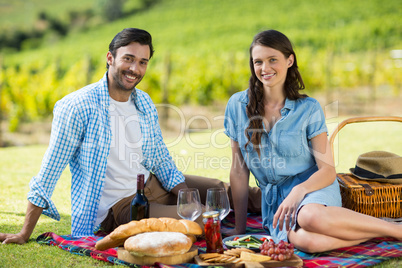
[306,100,328,140]
[28,99,83,220]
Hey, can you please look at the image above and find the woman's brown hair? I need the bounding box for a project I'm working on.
[245,30,307,156]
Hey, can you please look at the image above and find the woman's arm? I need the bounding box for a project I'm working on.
[227,139,250,234]
[296,132,336,194]
[273,132,336,231]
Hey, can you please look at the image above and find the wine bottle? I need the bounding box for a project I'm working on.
[130,174,149,221]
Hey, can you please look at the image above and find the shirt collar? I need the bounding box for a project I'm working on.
[130,89,145,114]
[99,73,110,108]
[239,89,249,104]
[240,88,295,112]
[101,72,145,114]
[282,98,295,111]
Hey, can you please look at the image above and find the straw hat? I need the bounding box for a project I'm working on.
[350,151,402,184]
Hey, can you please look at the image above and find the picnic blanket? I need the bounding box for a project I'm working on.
[36,213,402,268]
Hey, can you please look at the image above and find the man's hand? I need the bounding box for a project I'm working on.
[0,202,44,245]
[0,233,28,244]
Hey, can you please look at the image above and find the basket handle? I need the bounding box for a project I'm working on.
[329,116,402,159]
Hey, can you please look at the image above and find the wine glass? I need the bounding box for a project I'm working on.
[205,188,230,221]
[177,188,202,221]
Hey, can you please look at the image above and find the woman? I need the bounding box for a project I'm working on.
[223,29,402,253]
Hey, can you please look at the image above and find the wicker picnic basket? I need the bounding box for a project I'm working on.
[329,116,402,218]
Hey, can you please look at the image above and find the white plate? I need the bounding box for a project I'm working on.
[223,234,272,252]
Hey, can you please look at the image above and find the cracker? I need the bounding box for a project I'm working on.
[221,256,237,263]
[224,249,241,257]
[237,247,255,253]
[203,256,223,263]
[199,253,221,260]
[200,253,241,264]
[224,247,255,258]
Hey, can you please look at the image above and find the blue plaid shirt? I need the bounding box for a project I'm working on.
[28,73,185,237]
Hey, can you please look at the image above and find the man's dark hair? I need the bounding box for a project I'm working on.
[107,28,155,69]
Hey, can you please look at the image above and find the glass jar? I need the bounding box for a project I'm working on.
[202,211,224,253]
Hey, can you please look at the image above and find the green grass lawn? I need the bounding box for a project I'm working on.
[0,119,401,267]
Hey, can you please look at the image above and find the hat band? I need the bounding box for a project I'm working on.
[354,165,402,179]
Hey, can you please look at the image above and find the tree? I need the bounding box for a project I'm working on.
[99,0,126,21]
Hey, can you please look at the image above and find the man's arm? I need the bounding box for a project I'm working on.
[170,182,188,196]
[144,98,186,191]
[0,202,43,244]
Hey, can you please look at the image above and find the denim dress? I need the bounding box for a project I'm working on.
[224,90,342,242]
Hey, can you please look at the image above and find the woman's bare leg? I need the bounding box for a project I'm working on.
[288,228,368,253]
[288,204,402,253]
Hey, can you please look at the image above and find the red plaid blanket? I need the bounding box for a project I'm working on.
[36,213,402,267]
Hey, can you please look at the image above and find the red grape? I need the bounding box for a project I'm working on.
[259,239,295,261]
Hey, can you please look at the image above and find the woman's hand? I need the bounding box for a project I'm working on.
[273,133,336,232]
[273,185,306,231]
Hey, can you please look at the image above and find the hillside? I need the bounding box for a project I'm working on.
[0,0,401,134]
[3,0,401,59]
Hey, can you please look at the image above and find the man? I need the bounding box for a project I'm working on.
[0,28,260,244]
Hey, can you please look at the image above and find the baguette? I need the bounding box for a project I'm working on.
[95,217,202,250]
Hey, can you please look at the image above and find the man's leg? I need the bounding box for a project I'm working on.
[100,194,134,233]
[100,174,177,232]
[100,173,262,233]
[144,174,182,218]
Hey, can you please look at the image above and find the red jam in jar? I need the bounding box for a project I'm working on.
[202,211,224,253]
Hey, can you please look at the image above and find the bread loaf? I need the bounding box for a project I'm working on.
[95,217,202,250]
[186,234,197,243]
[124,232,192,257]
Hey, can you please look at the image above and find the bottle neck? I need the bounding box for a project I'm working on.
[137,174,145,193]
